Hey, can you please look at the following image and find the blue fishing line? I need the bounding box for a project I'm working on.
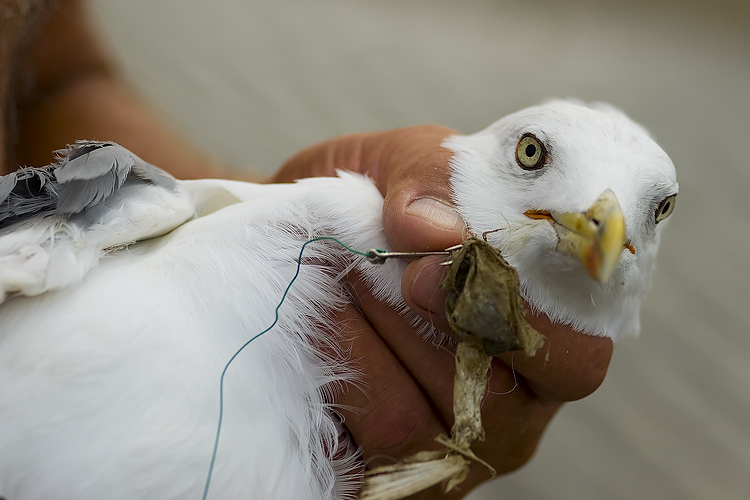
[201,236,371,500]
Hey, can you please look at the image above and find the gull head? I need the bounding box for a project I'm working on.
[445,100,678,340]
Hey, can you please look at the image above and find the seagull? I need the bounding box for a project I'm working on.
[0,100,677,500]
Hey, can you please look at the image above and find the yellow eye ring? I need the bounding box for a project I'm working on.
[516,134,547,170]
[655,194,676,223]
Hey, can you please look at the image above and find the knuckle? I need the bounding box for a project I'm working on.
[528,336,614,402]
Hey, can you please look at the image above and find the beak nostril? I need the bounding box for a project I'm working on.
[591,218,600,226]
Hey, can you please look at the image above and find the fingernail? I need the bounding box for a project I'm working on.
[406,198,465,233]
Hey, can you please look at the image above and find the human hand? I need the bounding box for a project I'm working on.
[275,126,614,498]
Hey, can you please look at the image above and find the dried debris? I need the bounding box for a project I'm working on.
[358,238,545,499]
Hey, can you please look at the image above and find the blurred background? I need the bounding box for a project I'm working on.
[88,0,750,498]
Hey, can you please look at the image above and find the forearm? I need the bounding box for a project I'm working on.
[7,0,252,180]
[14,73,248,179]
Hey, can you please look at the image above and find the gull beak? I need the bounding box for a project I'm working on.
[526,189,630,284]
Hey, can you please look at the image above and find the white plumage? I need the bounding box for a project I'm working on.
[0,100,677,499]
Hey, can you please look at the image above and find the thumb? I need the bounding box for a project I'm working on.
[380,145,466,252]
[383,191,466,252]
[379,143,466,332]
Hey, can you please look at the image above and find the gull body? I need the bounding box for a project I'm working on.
[0,100,677,499]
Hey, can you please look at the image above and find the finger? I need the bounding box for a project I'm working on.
[470,373,563,476]
[349,272,565,477]
[378,129,465,252]
[403,256,614,402]
[349,270,528,433]
[498,313,613,402]
[401,255,453,335]
[381,167,466,252]
[396,260,566,468]
[345,274,458,425]
[329,299,550,498]
[329,302,448,461]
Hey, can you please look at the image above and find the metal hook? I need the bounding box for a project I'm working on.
[365,244,463,265]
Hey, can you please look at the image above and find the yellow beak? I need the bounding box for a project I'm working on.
[526,189,630,284]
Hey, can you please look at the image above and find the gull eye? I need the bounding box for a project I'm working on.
[516,133,547,170]
[655,194,676,223]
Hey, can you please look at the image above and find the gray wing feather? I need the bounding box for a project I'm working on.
[55,143,132,214]
[0,168,57,229]
[130,152,176,189]
[55,141,175,214]
[55,142,134,182]
[0,141,177,229]
[0,172,17,201]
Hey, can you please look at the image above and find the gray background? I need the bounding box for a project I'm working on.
[88,0,750,498]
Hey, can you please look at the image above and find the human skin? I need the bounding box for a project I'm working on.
[3,1,613,498]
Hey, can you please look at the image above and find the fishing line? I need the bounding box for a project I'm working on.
[201,236,371,500]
